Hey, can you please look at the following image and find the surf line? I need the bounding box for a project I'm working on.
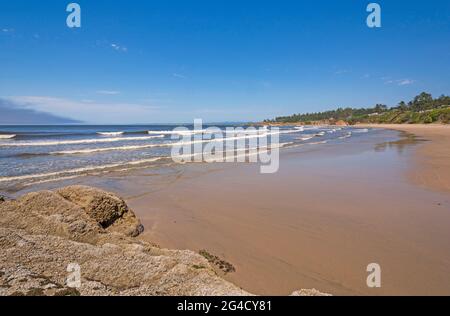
[170,119,282,174]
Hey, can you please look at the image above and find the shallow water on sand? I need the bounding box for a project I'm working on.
[125,130,450,296]
[1,124,369,194]
[5,128,449,296]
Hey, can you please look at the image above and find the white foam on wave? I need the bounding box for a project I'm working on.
[148,127,275,136]
[52,143,165,155]
[353,128,369,133]
[0,135,164,147]
[0,157,165,183]
[148,130,207,135]
[1,139,298,183]
[303,126,320,130]
[308,141,328,145]
[174,141,294,162]
[24,175,83,186]
[298,135,315,141]
[338,132,352,140]
[50,131,301,155]
[0,134,16,139]
[97,131,124,136]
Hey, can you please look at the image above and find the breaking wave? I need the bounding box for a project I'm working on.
[97,132,125,136]
[0,135,164,147]
[0,134,16,139]
[0,157,166,183]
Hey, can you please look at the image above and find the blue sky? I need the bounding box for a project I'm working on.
[1,0,450,124]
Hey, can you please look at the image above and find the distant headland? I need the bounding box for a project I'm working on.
[263,92,450,126]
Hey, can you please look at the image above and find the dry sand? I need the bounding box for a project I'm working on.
[123,126,450,296]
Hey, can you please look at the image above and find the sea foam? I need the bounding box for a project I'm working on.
[50,131,302,155]
[0,134,16,139]
[0,157,165,183]
[97,132,124,136]
[0,135,164,147]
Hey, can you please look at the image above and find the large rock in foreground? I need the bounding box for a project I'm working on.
[57,186,144,237]
[0,186,248,296]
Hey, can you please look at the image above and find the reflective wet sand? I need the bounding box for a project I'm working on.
[125,129,450,295]
[12,128,450,295]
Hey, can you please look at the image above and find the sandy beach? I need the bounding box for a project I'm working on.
[119,125,450,296]
[358,124,450,193]
[5,125,449,296]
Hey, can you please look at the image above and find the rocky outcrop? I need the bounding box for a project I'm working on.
[0,186,248,296]
[56,186,144,237]
[0,186,329,296]
[335,120,349,126]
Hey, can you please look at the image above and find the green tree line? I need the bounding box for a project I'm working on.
[266,92,450,124]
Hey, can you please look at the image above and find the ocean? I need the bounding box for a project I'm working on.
[0,124,369,191]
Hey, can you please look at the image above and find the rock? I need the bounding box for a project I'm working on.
[335,120,349,126]
[291,289,332,296]
[0,190,102,244]
[57,186,144,237]
[0,186,249,296]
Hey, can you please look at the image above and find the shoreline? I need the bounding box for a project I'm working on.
[124,127,450,295]
[356,124,450,193]
[2,125,449,295]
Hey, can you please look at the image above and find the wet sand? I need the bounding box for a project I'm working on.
[358,124,450,193]
[123,128,450,295]
[13,126,450,295]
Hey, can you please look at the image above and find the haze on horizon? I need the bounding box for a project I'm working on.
[1,0,449,124]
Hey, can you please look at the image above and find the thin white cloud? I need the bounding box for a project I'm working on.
[5,96,161,124]
[397,79,415,86]
[110,43,128,52]
[1,28,14,33]
[96,90,121,95]
[385,78,416,86]
[173,73,186,79]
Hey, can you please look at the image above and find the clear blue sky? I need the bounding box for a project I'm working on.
[1,0,449,124]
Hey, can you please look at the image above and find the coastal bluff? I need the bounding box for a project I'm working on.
[0,186,328,296]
